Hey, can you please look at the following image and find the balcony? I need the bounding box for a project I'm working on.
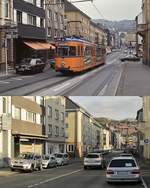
[137,24,147,36]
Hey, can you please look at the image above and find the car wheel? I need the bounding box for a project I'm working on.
[38,165,43,171]
[11,168,15,172]
[30,165,34,172]
[84,166,87,170]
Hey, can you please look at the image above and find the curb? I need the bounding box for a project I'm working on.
[141,177,148,188]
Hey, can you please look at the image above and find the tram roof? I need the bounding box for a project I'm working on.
[60,37,95,45]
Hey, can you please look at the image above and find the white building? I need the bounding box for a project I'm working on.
[0,97,12,167]
[45,96,66,154]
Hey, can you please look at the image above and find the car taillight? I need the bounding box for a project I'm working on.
[107,170,114,174]
[132,170,140,174]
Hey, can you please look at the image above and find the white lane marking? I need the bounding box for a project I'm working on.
[141,176,148,188]
[98,84,108,96]
[27,169,82,188]
[20,76,33,79]
[11,78,23,81]
[0,80,10,84]
[53,82,71,92]
[112,63,125,96]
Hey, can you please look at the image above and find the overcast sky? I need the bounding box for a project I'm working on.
[72,0,142,21]
[69,97,142,120]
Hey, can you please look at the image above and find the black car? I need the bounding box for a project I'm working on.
[15,58,45,74]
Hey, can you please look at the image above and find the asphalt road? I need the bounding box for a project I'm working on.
[0,52,124,96]
[0,155,145,188]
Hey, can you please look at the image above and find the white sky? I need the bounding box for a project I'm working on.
[70,97,143,120]
[72,0,142,21]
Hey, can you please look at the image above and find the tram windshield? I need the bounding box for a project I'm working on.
[57,46,77,57]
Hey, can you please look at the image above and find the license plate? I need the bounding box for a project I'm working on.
[118,171,128,175]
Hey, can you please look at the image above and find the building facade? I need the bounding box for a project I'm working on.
[136,0,150,65]
[13,0,52,64]
[45,96,66,155]
[65,98,103,158]
[64,1,91,40]
[11,96,46,157]
[0,97,12,167]
[0,0,15,72]
[45,0,65,43]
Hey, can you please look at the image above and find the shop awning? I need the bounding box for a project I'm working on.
[24,41,55,50]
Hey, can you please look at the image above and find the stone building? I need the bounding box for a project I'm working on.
[136,0,150,65]
[0,0,15,72]
[45,96,66,154]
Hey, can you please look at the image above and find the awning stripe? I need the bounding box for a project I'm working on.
[24,41,55,50]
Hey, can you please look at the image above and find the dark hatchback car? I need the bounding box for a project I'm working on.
[15,58,45,74]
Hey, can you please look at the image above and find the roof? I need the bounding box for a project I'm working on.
[65,0,91,19]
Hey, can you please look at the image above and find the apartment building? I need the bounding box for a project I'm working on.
[13,0,55,64]
[11,96,46,157]
[64,1,91,40]
[45,96,66,155]
[136,0,150,65]
[65,98,103,158]
[0,0,15,71]
[0,97,12,164]
[46,0,65,43]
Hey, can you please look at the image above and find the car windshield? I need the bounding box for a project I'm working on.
[57,46,77,57]
[18,153,34,160]
[55,154,63,158]
[86,154,99,158]
[43,156,49,160]
[21,58,31,64]
[109,159,136,168]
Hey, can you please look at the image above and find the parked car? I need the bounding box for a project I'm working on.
[83,153,106,170]
[106,156,141,183]
[15,58,45,74]
[10,153,43,172]
[54,153,69,166]
[120,55,140,62]
[119,153,133,157]
[42,155,57,169]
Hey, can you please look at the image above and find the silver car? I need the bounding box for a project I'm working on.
[10,153,42,172]
[84,153,106,170]
[42,155,57,169]
[54,153,69,166]
[106,157,141,183]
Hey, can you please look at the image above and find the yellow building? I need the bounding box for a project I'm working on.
[65,98,103,158]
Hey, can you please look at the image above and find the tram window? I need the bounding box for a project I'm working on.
[77,46,81,56]
[84,46,92,56]
[69,46,76,56]
[57,47,69,56]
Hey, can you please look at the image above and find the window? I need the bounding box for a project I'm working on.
[27,14,36,26]
[57,46,78,57]
[48,106,52,117]
[47,27,52,36]
[60,112,64,122]
[61,127,64,137]
[55,109,59,120]
[68,145,74,152]
[5,0,10,18]
[40,18,44,28]
[55,126,59,136]
[103,134,106,145]
[17,11,22,24]
[48,124,52,135]
[2,98,7,113]
[14,107,21,120]
[26,111,36,123]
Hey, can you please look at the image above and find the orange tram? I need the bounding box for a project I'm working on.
[55,37,106,73]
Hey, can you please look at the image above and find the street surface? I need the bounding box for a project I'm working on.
[0,152,148,188]
[0,51,149,96]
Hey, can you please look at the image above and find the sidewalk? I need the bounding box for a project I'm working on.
[0,70,16,80]
[0,168,17,177]
[117,61,150,96]
[140,160,150,187]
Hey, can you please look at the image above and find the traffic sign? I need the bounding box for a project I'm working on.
[144,139,149,144]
